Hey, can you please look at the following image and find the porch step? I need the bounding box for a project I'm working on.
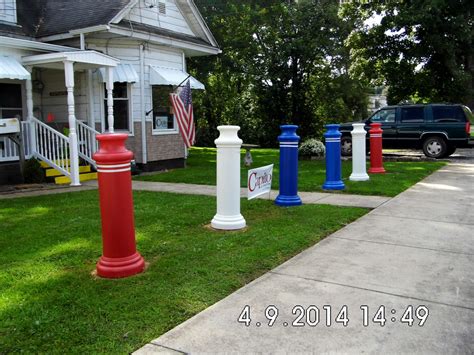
[40,160,70,168]
[45,165,91,177]
[55,172,98,185]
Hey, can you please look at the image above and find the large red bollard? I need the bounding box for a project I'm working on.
[93,133,145,278]
[368,123,386,174]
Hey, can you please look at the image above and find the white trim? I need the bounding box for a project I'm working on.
[109,0,139,24]
[69,25,112,35]
[108,26,221,55]
[22,51,119,68]
[0,36,78,53]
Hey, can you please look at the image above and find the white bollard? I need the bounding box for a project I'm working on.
[349,123,370,181]
[211,125,246,230]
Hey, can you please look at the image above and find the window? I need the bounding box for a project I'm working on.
[401,107,424,123]
[370,108,396,123]
[432,106,465,122]
[0,0,17,23]
[152,86,176,133]
[103,83,130,131]
[0,83,22,119]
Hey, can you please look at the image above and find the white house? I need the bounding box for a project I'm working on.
[0,0,220,185]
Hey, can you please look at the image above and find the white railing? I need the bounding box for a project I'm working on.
[32,117,71,177]
[76,120,99,167]
[0,122,33,162]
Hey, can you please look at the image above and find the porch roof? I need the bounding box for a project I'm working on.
[149,66,205,90]
[0,56,31,80]
[21,50,119,70]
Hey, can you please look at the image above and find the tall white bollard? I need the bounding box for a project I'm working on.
[349,123,370,181]
[211,126,246,230]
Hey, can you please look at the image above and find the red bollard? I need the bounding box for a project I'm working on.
[368,123,386,174]
[93,133,145,278]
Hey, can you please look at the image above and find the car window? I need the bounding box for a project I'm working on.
[433,106,466,122]
[401,107,424,122]
[370,108,396,123]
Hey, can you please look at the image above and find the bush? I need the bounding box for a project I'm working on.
[23,158,45,183]
[299,138,325,157]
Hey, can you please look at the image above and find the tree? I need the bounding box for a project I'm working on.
[191,0,369,147]
[344,0,474,107]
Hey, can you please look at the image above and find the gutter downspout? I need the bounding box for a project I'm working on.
[139,44,147,165]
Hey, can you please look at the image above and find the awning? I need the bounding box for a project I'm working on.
[0,56,31,80]
[99,64,139,83]
[149,66,205,90]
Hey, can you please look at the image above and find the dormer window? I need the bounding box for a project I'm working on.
[0,0,17,23]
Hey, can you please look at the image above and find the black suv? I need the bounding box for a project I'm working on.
[339,104,473,158]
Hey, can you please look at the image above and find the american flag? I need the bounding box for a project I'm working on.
[170,79,195,148]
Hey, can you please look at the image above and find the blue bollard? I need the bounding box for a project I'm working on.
[275,125,302,207]
[322,124,345,190]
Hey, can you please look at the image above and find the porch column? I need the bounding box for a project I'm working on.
[105,67,114,133]
[25,66,36,157]
[64,60,81,186]
[87,69,96,154]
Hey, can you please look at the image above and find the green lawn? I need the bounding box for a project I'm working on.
[0,190,366,353]
[135,147,446,197]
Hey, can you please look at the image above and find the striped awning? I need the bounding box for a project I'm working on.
[149,66,205,90]
[0,56,30,80]
[99,64,139,83]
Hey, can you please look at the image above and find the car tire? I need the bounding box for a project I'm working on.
[422,136,447,159]
[341,136,352,156]
[445,145,456,157]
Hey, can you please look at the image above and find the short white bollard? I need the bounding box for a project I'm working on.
[349,123,370,181]
[211,125,246,230]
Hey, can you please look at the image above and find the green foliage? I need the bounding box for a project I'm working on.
[191,0,369,147]
[22,158,45,183]
[299,138,325,157]
[343,0,474,106]
[134,148,445,197]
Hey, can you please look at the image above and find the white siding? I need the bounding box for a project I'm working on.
[124,0,195,36]
[38,69,88,124]
[87,40,184,126]
[0,0,17,23]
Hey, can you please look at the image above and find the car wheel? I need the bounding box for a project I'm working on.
[422,136,447,159]
[341,136,352,156]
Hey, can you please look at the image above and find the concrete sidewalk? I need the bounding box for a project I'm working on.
[0,180,389,209]
[135,163,474,354]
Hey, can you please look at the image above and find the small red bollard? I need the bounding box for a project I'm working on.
[368,123,386,174]
[93,133,145,278]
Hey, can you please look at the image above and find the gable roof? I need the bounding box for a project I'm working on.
[17,0,131,37]
[15,0,218,50]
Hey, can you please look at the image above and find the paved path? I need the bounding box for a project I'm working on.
[135,163,474,354]
[0,179,389,209]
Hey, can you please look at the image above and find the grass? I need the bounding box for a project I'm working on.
[134,147,446,197]
[0,190,367,353]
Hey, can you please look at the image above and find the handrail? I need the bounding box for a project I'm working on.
[76,120,99,167]
[0,121,33,162]
[31,117,71,177]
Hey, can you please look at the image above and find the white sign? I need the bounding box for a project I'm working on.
[247,164,274,200]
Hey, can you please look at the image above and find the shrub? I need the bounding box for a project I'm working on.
[23,158,46,183]
[299,138,325,157]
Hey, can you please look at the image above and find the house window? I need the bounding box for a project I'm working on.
[152,86,177,133]
[0,83,22,119]
[103,82,130,132]
[0,0,17,23]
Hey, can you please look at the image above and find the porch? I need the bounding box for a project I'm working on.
[0,51,119,186]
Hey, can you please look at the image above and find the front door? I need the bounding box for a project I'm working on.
[368,107,398,148]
